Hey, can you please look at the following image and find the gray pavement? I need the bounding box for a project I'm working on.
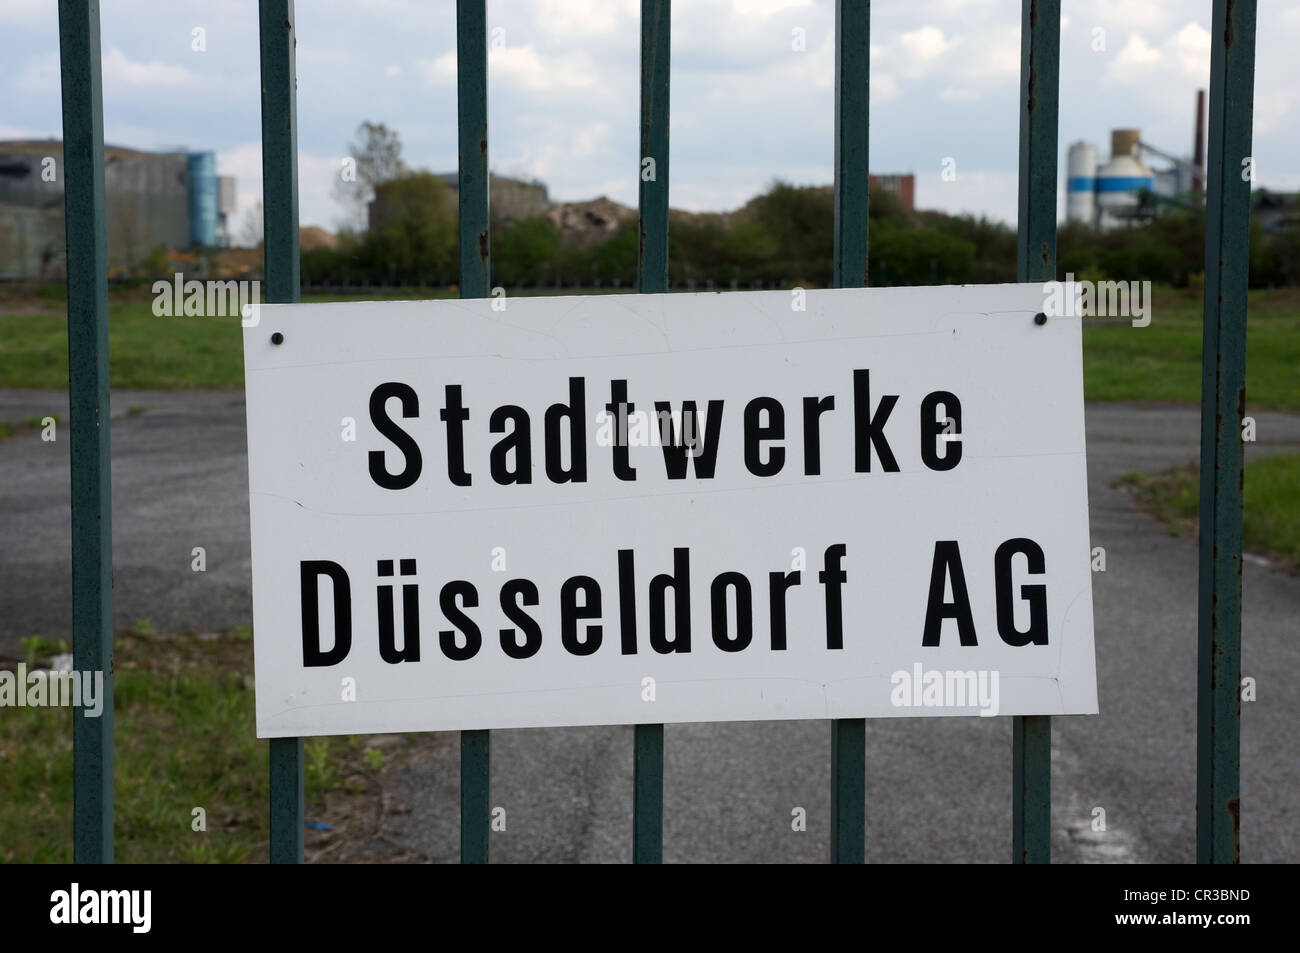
[1,391,1298,862]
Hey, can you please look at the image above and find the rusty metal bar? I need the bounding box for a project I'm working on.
[1197,0,1255,865]
[1012,0,1060,865]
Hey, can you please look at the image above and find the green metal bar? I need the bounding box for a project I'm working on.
[634,0,670,865]
[1197,0,1254,866]
[830,719,865,863]
[457,0,490,300]
[829,0,869,864]
[268,738,303,863]
[456,0,492,864]
[460,730,490,863]
[833,0,869,289]
[259,0,303,865]
[637,0,670,294]
[633,723,663,863]
[1012,0,1059,865]
[1012,715,1051,863]
[59,0,114,866]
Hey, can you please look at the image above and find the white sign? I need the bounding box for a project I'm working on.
[243,285,1097,738]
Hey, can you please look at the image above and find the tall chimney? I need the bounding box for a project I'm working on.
[1193,89,1206,193]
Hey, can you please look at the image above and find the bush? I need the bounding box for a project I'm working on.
[870,226,975,285]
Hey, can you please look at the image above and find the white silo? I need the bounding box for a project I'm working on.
[1095,129,1154,228]
[1066,141,1096,224]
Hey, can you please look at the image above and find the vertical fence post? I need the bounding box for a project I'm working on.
[1012,0,1059,865]
[259,0,304,865]
[456,0,492,865]
[59,0,114,866]
[634,0,670,865]
[829,0,869,865]
[1197,0,1254,866]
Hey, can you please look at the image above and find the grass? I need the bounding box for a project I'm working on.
[2,284,1298,409]
[0,297,250,390]
[0,415,56,442]
[0,627,400,863]
[1118,452,1300,570]
[1082,286,1300,411]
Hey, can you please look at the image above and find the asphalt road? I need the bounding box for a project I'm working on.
[1,390,1298,863]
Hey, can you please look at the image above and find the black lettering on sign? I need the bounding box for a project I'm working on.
[801,396,834,476]
[499,579,542,659]
[743,396,785,477]
[655,400,724,479]
[561,574,603,655]
[921,542,978,646]
[489,405,532,485]
[617,548,638,654]
[853,370,900,472]
[649,547,692,653]
[369,383,423,490]
[606,380,637,482]
[301,560,352,666]
[439,581,482,660]
[767,571,801,650]
[377,558,420,663]
[819,544,848,649]
[440,384,472,486]
[995,538,1049,646]
[546,377,588,484]
[711,572,754,652]
[920,390,962,471]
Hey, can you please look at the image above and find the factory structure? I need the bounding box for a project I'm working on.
[1065,91,1208,230]
[0,139,237,280]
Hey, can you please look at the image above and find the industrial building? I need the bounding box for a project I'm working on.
[869,173,915,211]
[1065,92,1207,230]
[0,139,237,280]
[368,172,550,233]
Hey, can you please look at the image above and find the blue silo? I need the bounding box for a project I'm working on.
[187,151,218,247]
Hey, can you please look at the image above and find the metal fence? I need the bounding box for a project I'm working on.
[56,0,1255,864]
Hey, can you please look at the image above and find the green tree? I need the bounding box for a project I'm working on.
[367,171,456,283]
[495,217,563,286]
[334,121,406,230]
[870,227,975,285]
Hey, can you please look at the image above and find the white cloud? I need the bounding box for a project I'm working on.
[489,45,601,94]
[1112,34,1162,70]
[731,0,812,17]
[5,0,1298,234]
[1168,22,1211,77]
[100,47,195,88]
[532,0,626,35]
[0,0,52,27]
[217,142,350,234]
[873,73,899,102]
[418,52,456,86]
[16,51,58,93]
[900,26,957,62]
[916,169,1018,226]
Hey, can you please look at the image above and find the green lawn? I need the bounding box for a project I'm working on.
[1119,453,1300,570]
[1082,286,1300,411]
[1,285,1298,411]
[0,626,403,863]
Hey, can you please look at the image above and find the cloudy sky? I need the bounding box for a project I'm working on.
[3,0,1298,235]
